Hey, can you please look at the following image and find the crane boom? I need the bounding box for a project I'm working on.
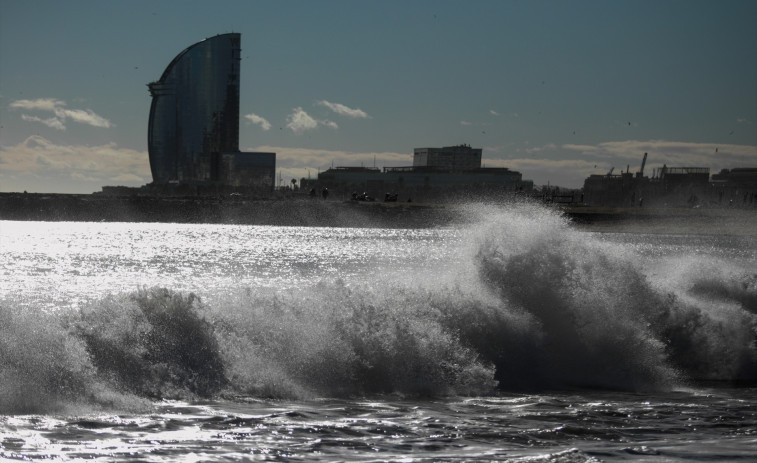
[639,152,648,177]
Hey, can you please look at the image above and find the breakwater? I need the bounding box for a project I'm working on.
[0,193,454,228]
[1,193,755,234]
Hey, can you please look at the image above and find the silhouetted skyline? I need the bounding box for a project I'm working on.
[1,0,756,193]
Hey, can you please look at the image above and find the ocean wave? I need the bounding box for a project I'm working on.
[1,203,756,414]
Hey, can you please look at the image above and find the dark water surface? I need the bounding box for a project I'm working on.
[2,389,756,462]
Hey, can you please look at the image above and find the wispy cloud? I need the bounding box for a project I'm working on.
[525,143,558,154]
[0,135,150,193]
[482,139,757,187]
[490,110,500,116]
[244,113,272,131]
[21,114,66,130]
[286,107,338,134]
[10,98,112,130]
[562,140,757,167]
[10,98,63,112]
[317,100,370,119]
[61,108,111,128]
[460,121,472,126]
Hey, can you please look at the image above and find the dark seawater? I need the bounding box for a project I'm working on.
[1,202,756,461]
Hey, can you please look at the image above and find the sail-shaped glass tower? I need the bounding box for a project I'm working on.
[147,33,274,189]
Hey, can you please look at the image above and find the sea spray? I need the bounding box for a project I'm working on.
[463,201,757,386]
[2,202,756,416]
[626,246,757,381]
[649,260,755,381]
[212,283,499,398]
[0,303,93,414]
[467,204,678,390]
[72,288,227,398]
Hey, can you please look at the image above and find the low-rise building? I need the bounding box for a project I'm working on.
[309,145,530,201]
[413,144,482,170]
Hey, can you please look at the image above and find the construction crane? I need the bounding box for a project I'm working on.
[637,152,648,178]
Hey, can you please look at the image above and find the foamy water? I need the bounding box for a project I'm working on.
[1,202,756,461]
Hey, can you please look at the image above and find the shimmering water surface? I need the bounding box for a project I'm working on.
[1,204,756,461]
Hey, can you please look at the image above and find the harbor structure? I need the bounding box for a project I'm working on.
[711,168,757,206]
[147,33,275,192]
[580,152,736,207]
[711,168,757,191]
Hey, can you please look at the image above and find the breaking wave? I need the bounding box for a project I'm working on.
[1,203,755,413]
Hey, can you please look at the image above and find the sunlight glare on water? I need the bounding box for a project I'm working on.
[0,221,455,311]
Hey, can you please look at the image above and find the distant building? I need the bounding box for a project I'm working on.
[310,145,530,201]
[317,167,382,186]
[711,168,757,190]
[582,171,640,207]
[711,168,757,206]
[657,165,710,191]
[147,33,274,190]
[582,156,715,207]
[414,145,482,170]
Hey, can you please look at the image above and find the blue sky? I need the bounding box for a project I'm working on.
[1,0,756,193]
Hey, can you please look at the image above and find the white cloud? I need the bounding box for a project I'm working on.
[285,107,340,134]
[286,107,319,134]
[317,100,370,119]
[9,97,112,130]
[460,121,472,126]
[244,113,272,131]
[490,110,500,116]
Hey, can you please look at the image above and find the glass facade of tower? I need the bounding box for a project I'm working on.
[148,33,245,184]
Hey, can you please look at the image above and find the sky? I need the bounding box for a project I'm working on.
[1,0,756,194]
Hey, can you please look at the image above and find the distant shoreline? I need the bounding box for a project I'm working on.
[563,204,757,236]
[1,192,755,235]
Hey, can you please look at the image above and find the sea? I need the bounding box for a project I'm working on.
[1,201,756,462]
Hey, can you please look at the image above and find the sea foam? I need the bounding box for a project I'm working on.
[1,202,755,414]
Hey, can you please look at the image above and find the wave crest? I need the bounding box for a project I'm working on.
[2,203,756,413]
